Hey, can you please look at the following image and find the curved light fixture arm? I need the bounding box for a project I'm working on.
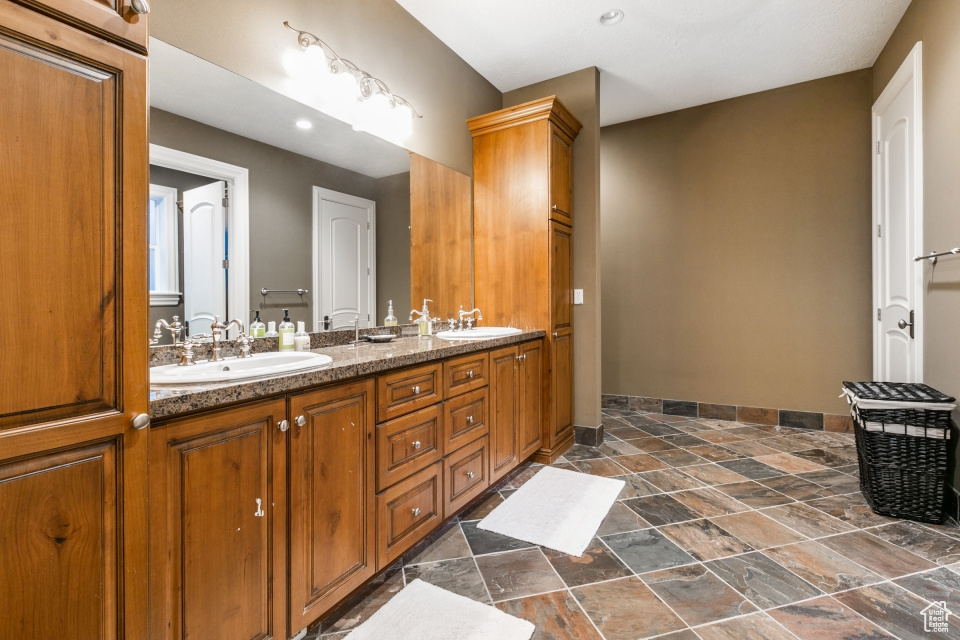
[283,21,422,119]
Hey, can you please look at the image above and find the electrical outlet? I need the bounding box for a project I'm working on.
[573,289,584,305]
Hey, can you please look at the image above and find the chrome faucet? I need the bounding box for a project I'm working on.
[151,315,184,345]
[458,306,483,331]
[208,316,231,362]
[223,319,253,358]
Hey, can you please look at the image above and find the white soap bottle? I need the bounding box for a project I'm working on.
[294,321,310,351]
[265,321,279,338]
[278,309,295,352]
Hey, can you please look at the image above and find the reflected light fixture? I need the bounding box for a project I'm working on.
[599,9,624,25]
[284,21,421,140]
[295,119,313,129]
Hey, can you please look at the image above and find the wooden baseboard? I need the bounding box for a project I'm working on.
[531,430,575,465]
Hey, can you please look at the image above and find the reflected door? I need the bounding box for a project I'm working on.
[313,188,376,330]
[183,181,227,336]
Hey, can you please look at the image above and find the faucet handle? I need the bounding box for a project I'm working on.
[235,333,254,358]
[447,318,456,332]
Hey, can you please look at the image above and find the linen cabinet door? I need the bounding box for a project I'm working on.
[149,400,288,640]
[549,126,573,225]
[518,340,544,460]
[14,0,148,52]
[549,221,574,447]
[289,379,377,634]
[489,346,519,483]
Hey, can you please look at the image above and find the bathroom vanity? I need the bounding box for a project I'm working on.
[147,332,544,639]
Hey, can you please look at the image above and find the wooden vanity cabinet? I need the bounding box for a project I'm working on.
[0,3,149,639]
[470,97,581,464]
[288,380,377,634]
[148,400,288,640]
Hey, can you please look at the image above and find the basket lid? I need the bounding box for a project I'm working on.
[842,381,956,403]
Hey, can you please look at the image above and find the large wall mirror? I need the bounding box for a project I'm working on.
[149,38,468,344]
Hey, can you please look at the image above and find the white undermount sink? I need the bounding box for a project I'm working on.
[151,351,333,385]
[435,327,523,341]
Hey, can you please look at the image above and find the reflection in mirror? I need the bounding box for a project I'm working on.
[147,38,412,344]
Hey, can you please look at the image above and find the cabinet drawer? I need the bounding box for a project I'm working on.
[377,463,442,569]
[443,436,489,515]
[443,388,488,453]
[443,352,489,397]
[376,405,443,491]
[377,363,443,422]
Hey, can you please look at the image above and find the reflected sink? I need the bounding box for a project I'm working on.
[151,351,333,385]
[435,327,523,341]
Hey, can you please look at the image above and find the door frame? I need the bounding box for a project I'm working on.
[312,187,377,329]
[872,41,923,381]
[150,144,250,331]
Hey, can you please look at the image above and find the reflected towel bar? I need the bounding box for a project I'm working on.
[261,288,309,296]
[914,248,960,265]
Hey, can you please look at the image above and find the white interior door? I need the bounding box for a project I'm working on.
[874,43,923,383]
[313,188,376,331]
[183,180,227,337]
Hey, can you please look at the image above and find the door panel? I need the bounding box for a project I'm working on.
[0,440,119,640]
[550,221,573,333]
[315,189,374,329]
[551,330,574,444]
[518,340,543,459]
[183,181,227,337]
[489,346,518,482]
[289,380,376,631]
[549,129,573,224]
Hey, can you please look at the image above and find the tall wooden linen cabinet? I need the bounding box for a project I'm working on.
[469,96,581,464]
[0,2,149,639]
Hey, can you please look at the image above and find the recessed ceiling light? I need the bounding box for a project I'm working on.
[295,119,312,129]
[599,9,624,26]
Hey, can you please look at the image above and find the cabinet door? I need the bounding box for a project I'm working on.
[549,127,573,225]
[549,220,574,447]
[149,400,287,640]
[14,0,148,53]
[289,380,376,632]
[550,221,573,334]
[518,340,544,460]
[0,7,148,640]
[489,346,519,483]
[551,330,574,445]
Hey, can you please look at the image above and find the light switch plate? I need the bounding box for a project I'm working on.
[573,289,584,305]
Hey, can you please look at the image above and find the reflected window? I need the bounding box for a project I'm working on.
[148,183,181,306]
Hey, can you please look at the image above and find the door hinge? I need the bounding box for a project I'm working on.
[367,222,371,229]
[367,267,371,275]
[877,308,881,321]
[876,141,881,154]
[222,259,229,269]
[877,224,882,238]
[368,313,371,321]
[222,184,230,208]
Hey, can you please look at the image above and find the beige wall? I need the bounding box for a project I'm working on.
[600,70,874,415]
[873,0,960,487]
[150,0,502,176]
[150,108,410,331]
[504,68,603,429]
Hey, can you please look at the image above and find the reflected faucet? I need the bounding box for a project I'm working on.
[458,306,483,331]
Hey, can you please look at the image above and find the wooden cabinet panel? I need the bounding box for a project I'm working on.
[489,346,519,483]
[376,404,443,491]
[443,352,489,397]
[0,440,120,640]
[551,330,574,445]
[13,0,148,53]
[377,462,442,569]
[443,388,488,453]
[377,363,443,422]
[149,400,287,640]
[289,380,376,632]
[550,221,573,333]
[549,128,573,225]
[443,435,489,514]
[518,340,544,460]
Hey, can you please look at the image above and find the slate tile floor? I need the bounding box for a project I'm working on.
[307,409,960,640]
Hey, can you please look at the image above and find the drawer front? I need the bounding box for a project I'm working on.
[443,436,489,515]
[376,405,443,492]
[443,388,489,453]
[377,463,442,569]
[377,363,443,422]
[443,352,489,397]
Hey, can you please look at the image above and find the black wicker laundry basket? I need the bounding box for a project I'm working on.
[842,381,955,524]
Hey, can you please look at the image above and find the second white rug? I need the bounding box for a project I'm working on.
[344,579,534,640]
[478,466,625,557]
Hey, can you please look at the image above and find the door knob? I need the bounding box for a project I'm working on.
[411,507,421,517]
[466,415,474,424]
[295,415,307,427]
[130,0,150,14]
[131,413,150,430]
[467,370,474,378]
[552,332,559,338]
[412,441,421,450]
[412,385,421,394]
[898,310,915,339]
[278,420,290,432]
[466,471,475,479]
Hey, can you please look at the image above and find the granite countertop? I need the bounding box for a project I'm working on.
[149,330,545,420]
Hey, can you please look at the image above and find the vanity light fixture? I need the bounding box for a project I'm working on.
[599,9,624,26]
[284,21,421,139]
[295,119,313,129]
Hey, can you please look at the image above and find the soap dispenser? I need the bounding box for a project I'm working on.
[278,309,295,351]
[250,310,266,338]
[294,321,310,351]
[411,299,433,336]
[265,321,279,338]
[384,300,398,327]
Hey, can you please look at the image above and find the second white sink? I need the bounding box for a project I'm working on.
[151,351,333,385]
[435,327,523,341]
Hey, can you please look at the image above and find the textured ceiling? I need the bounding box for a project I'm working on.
[150,39,411,179]
[395,0,910,125]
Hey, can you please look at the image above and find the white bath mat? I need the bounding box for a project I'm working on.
[479,466,625,557]
[344,579,534,640]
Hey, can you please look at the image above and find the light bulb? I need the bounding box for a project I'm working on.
[353,93,391,136]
